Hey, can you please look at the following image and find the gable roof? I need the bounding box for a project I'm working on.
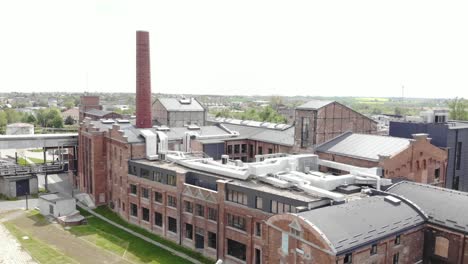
[296,100,333,110]
[315,132,411,162]
[297,195,425,255]
[387,181,468,234]
[156,98,204,112]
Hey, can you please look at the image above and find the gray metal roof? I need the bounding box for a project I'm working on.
[85,109,113,117]
[157,98,204,112]
[296,100,333,110]
[297,195,425,254]
[388,181,468,234]
[163,126,231,141]
[89,121,144,143]
[315,132,411,162]
[222,123,295,146]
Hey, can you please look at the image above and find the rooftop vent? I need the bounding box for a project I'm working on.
[187,124,200,130]
[179,98,192,104]
[384,195,401,206]
[101,119,115,124]
[116,119,130,123]
[154,125,170,131]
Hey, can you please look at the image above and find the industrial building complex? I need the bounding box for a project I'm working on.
[71,31,468,264]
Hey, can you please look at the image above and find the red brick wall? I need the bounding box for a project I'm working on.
[294,102,377,153]
[136,31,153,128]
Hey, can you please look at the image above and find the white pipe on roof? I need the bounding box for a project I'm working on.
[298,183,345,202]
[140,130,158,160]
[351,171,382,191]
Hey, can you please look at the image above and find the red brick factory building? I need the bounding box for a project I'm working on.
[77,31,468,264]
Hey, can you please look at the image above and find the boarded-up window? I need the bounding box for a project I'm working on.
[434,236,449,258]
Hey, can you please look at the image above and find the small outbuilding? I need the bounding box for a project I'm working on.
[38,193,76,218]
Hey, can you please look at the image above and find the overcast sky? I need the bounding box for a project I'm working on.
[0,0,467,98]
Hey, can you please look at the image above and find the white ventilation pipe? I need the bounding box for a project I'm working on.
[351,171,381,190]
[140,130,158,160]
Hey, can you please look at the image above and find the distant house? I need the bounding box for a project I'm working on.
[315,132,448,186]
[152,98,206,127]
[293,100,377,153]
[61,108,79,123]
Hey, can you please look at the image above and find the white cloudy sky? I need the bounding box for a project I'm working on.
[0,0,467,98]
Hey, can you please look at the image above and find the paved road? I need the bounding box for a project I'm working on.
[0,199,38,213]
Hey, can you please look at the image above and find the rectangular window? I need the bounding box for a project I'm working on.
[395,235,401,245]
[258,146,263,155]
[141,187,149,199]
[249,144,254,158]
[130,203,138,217]
[195,204,204,217]
[208,232,217,249]
[167,174,177,186]
[168,217,177,233]
[208,207,217,221]
[268,148,273,154]
[227,189,248,205]
[184,201,193,213]
[234,145,240,154]
[434,168,440,180]
[255,248,261,264]
[185,223,193,240]
[255,222,262,237]
[393,252,399,264]
[227,239,246,261]
[241,144,247,153]
[167,195,177,208]
[301,117,310,148]
[141,207,150,222]
[256,196,263,210]
[141,168,152,180]
[370,244,377,255]
[154,191,163,203]
[227,213,246,231]
[456,142,462,170]
[130,184,137,195]
[271,200,278,213]
[227,145,233,154]
[154,212,162,227]
[154,171,163,183]
[344,253,352,264]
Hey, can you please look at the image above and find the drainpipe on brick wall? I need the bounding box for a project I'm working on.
[216,203,220,261]
[178,189,183,245]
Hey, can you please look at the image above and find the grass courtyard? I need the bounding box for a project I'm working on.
[2,209,207,264]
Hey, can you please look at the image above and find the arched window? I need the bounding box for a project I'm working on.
[423,159,427,170]
[434,236,449,258]
[416,160,420,170]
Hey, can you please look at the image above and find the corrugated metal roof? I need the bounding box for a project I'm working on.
[157,98,204,112]
[85,109,113,117]
[388,181,468,234]
[315,132,410,162]
[296,100,333,110]
[298,196,425,254]
[222,123,295,146]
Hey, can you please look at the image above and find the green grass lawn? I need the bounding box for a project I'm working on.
[91,207,214,264]
[73,208,197,264]
[4,222,78,264]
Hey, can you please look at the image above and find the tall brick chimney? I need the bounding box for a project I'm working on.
[136,31,153,128]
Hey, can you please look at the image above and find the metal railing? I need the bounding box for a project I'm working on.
[0,163,64,176]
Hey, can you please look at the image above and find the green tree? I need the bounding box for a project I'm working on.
[51,115,64,128]
[64,115,75,125]
[64,100,75,109]
[448,97,468,120]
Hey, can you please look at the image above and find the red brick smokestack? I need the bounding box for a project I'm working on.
[136,31,153,128]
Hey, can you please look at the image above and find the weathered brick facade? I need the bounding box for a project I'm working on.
[317,134,448,186]
[294,102,377,153]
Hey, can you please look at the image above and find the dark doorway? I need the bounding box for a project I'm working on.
[16,179,30,196]
[195,234,204,249]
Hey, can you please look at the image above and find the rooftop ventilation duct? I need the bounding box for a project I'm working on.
[140,129,158,160]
